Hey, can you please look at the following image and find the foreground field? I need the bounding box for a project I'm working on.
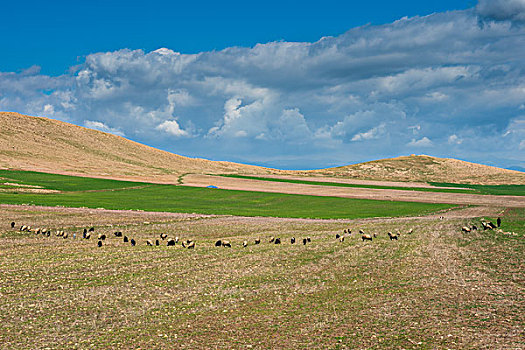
[0,205,523,349]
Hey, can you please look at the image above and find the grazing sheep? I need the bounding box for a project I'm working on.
[98,234,106,241]
[155,240,159,246]
[335,234,340,239]
[387,232,398,240]
[146,240,153,246]
[187,241,195,249]
[487,221,497,229]
[471,225,478,231]
[175,237,180,243]
[160,233,168,240]
[373,233,377,238]
[307,237,311,242]
[86,232,91,239]
[291,237,296,244]
[359,229,364,234]
[114,231,122,237]
[497,217,501,227]
[343,229,347,234]
[130,239,136,246]
[269,236,275,243]
[274,238,281,244]
[35,228,41,234]
[10,222,15,229]
[97,240,102,247]
[46,231,50,237]
[89,227,95,232]
[362,234,373,241]
[461,226,471,233]
[63,232,68,239]
[255,238,261,245]
[302,238,307,245]
[215,240,222,247]
[243,241,248,247]
[407,228,413,234]
[167,239,176,246]
[222,240,231,248]
[20,225,27,231]
[123,236,128,242]
[339,236,345,242]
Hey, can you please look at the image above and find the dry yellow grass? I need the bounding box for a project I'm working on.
[0,112,276,183]
[1,112,523,185]
[309,154,525,185]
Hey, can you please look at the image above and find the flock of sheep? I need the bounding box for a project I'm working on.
[12,220,415,249]
[461,217,501,233]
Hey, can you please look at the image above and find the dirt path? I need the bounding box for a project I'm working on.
[182,174,525,207]
[254,174,472,189]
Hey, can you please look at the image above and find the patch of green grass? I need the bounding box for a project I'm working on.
[430,182,525,196]
[0,169,150,192]
[0,184,455,219]
[218,174,479,194]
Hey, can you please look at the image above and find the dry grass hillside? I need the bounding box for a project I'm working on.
[1,112,523,185]
[0,112,275,182]
[310,155,525,185]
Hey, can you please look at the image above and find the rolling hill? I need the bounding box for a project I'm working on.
[309,154,525,185]
[1,111,523,185]
[0,112,276,183]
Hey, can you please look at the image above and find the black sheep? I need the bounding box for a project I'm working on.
[10,222,15,229]
[497,217,501,227]
[291,237,296,244]
[130,239,136,246]
[97,240,102,247]
[123,236,129,243]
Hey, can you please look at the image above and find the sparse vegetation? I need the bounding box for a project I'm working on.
[0,205,522,349]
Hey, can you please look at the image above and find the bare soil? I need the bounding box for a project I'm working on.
[182,174,525,208]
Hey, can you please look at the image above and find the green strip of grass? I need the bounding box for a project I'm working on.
[217,174,479,194]
[0,169,149,192]
[430,182,525,196]
[0,186,454,220]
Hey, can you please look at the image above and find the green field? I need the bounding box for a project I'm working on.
[0,169,149,192]
[218,174,525,196]
[0,170,455,219]
[430,182,525,196]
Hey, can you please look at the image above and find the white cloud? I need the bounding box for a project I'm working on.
[351,123,386,141]
[448,134,463,145]
[407,137,433,147]
[84,120,125,136]
[156,120,189,137]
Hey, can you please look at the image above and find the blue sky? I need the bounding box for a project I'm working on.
[2,0,471,75]
[1,0,525,171]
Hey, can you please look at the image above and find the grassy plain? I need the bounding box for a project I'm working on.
[0,170,455,219]
[0,206,522,349]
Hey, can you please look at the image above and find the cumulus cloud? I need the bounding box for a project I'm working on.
[407,137,433,147]
[156,120,189,137]
[84,120,125,136]
[476,0,525,22]
[1,7,525,169]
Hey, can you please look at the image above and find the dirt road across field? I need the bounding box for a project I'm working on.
[182,174,525,208]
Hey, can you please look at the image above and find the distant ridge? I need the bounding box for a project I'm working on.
[1,112,523,185]
[308,155,525,185]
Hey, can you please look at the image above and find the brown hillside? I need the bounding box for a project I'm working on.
[308,155,525,185]
[1,112,523,185]
[0,112,275,183]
